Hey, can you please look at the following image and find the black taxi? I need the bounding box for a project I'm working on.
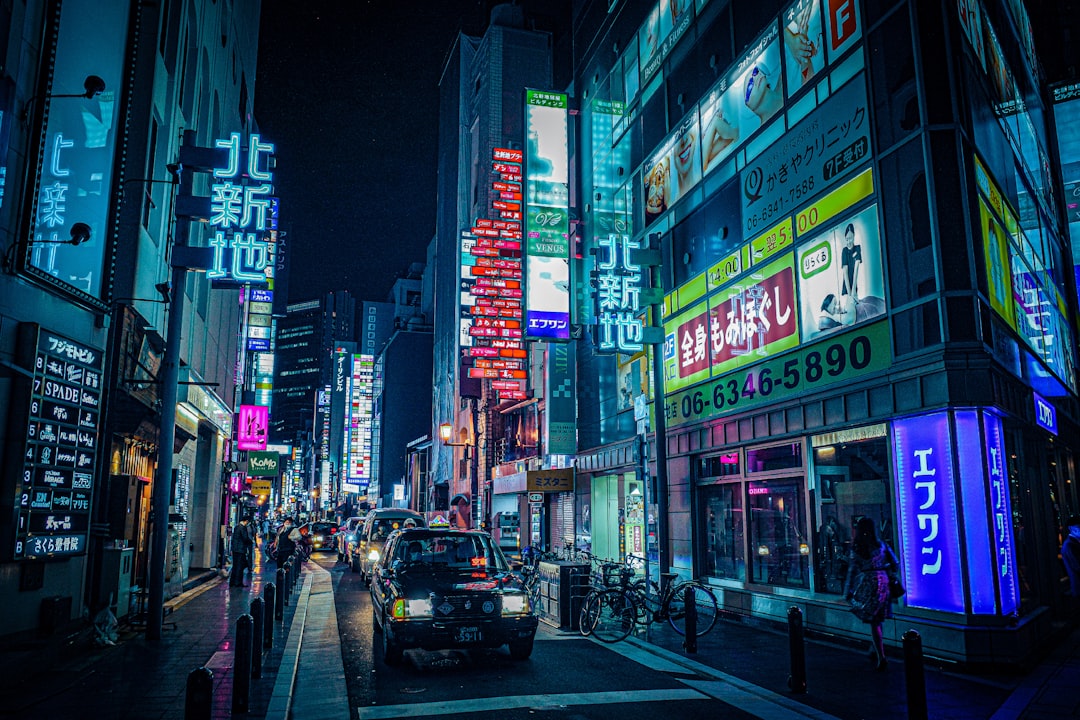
[369,528,538,665]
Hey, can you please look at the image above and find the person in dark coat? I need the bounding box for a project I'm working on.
[844,517,899,671]
[274,517,300,566]
[229,516,255,587]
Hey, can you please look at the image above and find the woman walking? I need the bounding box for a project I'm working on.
[844,517,899,671]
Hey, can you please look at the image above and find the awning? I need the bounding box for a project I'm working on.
[450,493,471,506]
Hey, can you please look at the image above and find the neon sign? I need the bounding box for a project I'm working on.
[595,233,646,353]
[237,404,268,451]
[207,132,276,284]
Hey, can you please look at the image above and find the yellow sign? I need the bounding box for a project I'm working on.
[795,166,874,238]
[251,480,272,496]
[526,468,574,493]
[748,217,793,266]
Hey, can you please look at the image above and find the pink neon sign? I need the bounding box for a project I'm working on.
[237,404,268,450]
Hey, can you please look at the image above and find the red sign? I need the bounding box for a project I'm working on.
[493,147,523,163]
[499,211,522,220]
[491,380,525,391]
[493,162,518,174]
[492,182,521,192]
[492,201,521,211]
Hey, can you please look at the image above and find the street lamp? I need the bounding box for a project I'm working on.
[438,422,477,529]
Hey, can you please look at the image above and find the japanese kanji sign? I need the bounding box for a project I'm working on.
[207,132,276,284]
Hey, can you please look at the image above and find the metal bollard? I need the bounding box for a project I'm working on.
[683,586,698,654]
[184,666,213,720]
[249,598,264,679]
[281,562,292,606]
[275,568,287,613]
[903,630,928,720]
[263,583,275,646]
[232,614,253,713]
[787,605,807,694]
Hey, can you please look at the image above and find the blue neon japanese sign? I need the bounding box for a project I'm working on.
[207,132,275,284]
[892,412,964,613]
[1033,392,1057,435]
[595,233,647,353]
[983,411,1018,615]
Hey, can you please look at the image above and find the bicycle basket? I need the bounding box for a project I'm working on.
[601,563,623,587]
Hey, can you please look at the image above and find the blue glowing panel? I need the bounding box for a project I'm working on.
[1033,392,1057,435]
[983,412,1019,615]
[892,412,964,613]
[956,410,993,614]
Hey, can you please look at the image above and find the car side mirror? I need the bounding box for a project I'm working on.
[380,566,394,579]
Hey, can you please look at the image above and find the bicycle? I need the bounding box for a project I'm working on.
[578,558,639,643]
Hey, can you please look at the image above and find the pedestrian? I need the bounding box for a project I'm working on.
[230,516,255,587]
[1062,515,1080,599]
[274,517,301,566]
[844,517,899,671]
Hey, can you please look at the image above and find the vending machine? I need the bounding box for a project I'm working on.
[493,512,520,553]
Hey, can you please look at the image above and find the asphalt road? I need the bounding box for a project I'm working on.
[312,553,767,720]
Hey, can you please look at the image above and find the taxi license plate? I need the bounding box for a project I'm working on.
[454,626,481,643]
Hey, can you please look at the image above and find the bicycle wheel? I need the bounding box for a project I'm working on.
[666,582,718,637]
[582,589,637,643]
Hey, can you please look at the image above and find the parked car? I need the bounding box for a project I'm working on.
[338,515,365,563]
[357,508,425,582]
[301,521,339,552]
[369,528,538,665]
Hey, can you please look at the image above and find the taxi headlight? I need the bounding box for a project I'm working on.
[368,549,380,562]
[502,594,530,616]
[391,598,432,619]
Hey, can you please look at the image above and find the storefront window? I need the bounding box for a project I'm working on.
[810,433,892,595]
[700,483,745,581]
[748,477,810,588]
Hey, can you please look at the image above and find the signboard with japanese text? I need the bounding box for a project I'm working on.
[524,90,570,341]
[709,253,799,375]
[207,132,276,285]
[9,325,103,560]
[347,354,374,491]
[638,0,695,84]
[643,109,702,225]
[892,412,964,614]
[23,0,130,303]
[795,203,885,343]
[595,233,648,353]
[237,404,269,451]
[526,468,574,493]
[545,342,577,454]
[741,73,870,238]
[664,320,889,427]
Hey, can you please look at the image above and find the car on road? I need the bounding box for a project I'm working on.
[301,521,339,552]
[338,515,365,563]
[369,528,538,665]
[357,508,425,581]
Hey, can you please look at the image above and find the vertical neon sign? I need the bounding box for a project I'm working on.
[207,132,276,284]
[237,404,268,451]
[983,411,1018,615]
[892,412,964,613]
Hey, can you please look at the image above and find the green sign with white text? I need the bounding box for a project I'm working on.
[247,451,279,477]
[663,320,891,428]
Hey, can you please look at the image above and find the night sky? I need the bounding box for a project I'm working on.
[254,2,493,304]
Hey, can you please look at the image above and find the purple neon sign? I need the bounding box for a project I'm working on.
[237,404,268,451]
[892,412,964,613]
[983,412,1019,615]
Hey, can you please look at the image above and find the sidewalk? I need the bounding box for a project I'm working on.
[0,553,318,720]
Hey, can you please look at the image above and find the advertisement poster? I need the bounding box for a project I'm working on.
[638,0,695,83]
[237,404,269,451]
[796,204,885,343]
[782,0,826,95]
[663,302,712,392]
[823,0,862,61]
[644,109,702,225]
[709,254,800,375]
[979,197,1015,325]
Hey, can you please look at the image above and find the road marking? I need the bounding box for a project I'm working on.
[680,679,838,720]
[356,688,708,719]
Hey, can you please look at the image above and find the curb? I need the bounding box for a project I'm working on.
[266,568,313,720]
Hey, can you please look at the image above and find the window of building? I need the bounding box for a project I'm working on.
[700,482,745,581]
[747,476,809,588]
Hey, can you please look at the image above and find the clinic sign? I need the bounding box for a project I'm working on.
[207,132,276,284]
[247,451,279,477]
[892,412,964,614]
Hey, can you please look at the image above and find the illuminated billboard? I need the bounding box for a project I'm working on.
[207,132,276,285]
[524,90,570,341]
[237,404,269,451]
[346,354,374,491]
[23,0,130,302]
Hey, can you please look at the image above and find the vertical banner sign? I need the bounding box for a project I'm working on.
[207,132,276,284]
[237,404,269,451]
[983,411,1019,615]
[347,354,374,492]
[12,325,104,559]
[892,412,964,613]
[955,410,995,614]
[595,233,646,353]
[545,342,577,454]
[524,90,570,341]
[24,0,130,301]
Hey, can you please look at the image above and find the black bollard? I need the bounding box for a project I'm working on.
[787,605,807,694]
[184,666,213,720]
[249,598,264,679]
[232,614,253,713]
[683,586,698,654]
[276,568,287,612]
[903,630,928,720]
[263,583,276,646]
[281,562,291,606]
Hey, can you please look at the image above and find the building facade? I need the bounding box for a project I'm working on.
[568,0,1079,665]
